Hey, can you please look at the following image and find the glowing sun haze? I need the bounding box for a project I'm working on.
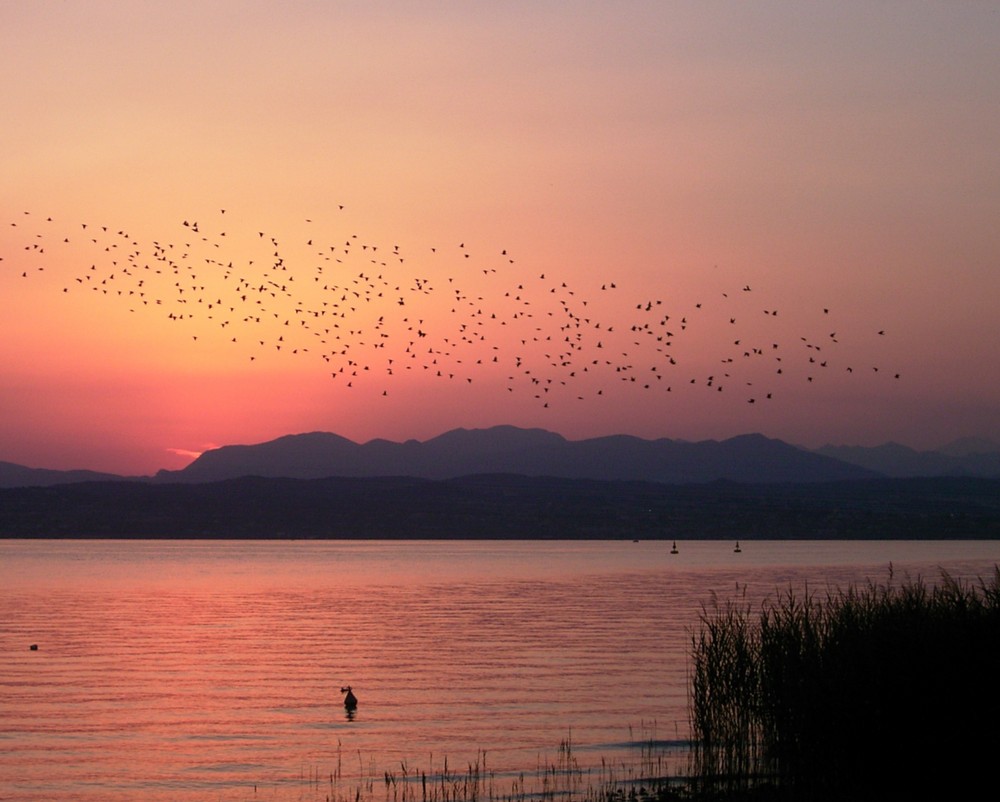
[2,1,998,475]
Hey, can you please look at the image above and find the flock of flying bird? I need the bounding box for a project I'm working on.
[4,207,899,409]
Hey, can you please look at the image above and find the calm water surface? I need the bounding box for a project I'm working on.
[2,539,998,801]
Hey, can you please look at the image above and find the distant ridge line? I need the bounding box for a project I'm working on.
[154,427,874,485]
[2,426,998,489]
[1,474,997,539]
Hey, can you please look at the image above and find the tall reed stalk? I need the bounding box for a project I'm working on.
[689,566,1000,801]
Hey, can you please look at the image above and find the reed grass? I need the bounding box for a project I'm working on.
[287,734,689,802]
[688,565,1000,801]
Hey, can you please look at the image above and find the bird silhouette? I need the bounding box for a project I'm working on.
[3,206,902,411]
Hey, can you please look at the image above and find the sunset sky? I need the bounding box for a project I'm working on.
[2,1,998,476]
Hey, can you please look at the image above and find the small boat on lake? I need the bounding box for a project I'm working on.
[734,541,742,553]
[341,685,357,711]
[670,541,679,554]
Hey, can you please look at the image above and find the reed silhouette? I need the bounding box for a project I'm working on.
[689,566,1000,801]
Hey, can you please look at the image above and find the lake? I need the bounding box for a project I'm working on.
[2,539,998,801]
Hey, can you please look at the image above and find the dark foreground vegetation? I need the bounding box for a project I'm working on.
[686,567,1000,801]
[2,474,999,538]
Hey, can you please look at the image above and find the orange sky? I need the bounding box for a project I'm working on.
[2,2,998,475]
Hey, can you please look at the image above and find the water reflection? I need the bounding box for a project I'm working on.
[1,539,997,802]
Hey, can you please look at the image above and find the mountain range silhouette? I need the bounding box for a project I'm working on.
[155,427,876,484]
[2,426,999,488]
[2,427,998,539]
